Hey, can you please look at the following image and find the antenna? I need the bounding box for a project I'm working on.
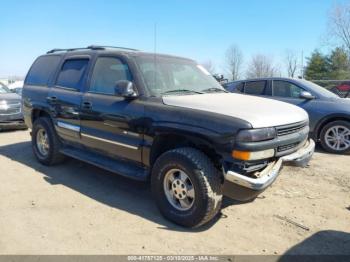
[301,50,304,79]
[154,22,157,55]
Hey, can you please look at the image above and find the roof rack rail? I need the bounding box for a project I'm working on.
[46,47,88,54]
[87,45,139,51]
[47,45,139,54]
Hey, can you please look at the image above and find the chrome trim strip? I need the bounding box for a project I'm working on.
[81,133,138,150]
[123,130,140,137]
[57,121,80,132]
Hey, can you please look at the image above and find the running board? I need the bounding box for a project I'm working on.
[60,147,149,181]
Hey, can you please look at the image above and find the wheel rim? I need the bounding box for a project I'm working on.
[325,125,350,151]
[163,168,195,211]
[36,128,49,156]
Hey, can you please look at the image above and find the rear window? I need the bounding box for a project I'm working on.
[56,59,89,91]
[244,81,267,95]
[25,56,61,86]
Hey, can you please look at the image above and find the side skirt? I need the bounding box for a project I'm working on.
[60,146,149,181]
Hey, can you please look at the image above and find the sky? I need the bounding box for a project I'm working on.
[0,0,343,78]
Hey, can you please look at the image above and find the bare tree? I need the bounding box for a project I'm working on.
[225,44,243,80]
[246,54,276,78]
[328,3,350,54]
[201,60,216,75]
[285,50,298,78]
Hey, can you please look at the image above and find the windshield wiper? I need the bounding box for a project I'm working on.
[201,87,228,93]
[162,89,204,95]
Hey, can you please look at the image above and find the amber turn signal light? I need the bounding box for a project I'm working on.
[232,150,251,161]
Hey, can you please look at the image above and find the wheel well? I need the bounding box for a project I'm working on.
[150,134,221,168]
[32,109,51,123]
[316,116,350,140]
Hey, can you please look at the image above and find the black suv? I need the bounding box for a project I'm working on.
[22,46,315,227]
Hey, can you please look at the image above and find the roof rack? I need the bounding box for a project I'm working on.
[87,45,139,51]
[46,45,139,54]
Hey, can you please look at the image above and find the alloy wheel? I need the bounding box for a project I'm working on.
[36,128,50,156]
[163,168,195,211]
[324,125,350,151]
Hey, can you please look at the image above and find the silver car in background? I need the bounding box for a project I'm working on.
[0,83,26,131]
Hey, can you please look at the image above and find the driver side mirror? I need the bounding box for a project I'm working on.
[115,80,138,99]
[300,91,315,100]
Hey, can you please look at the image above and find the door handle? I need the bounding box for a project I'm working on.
[46,96,57,104]
[82,101,92,110]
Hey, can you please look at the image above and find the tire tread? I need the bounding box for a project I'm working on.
[32,117,65,165]
[152,147,223,228]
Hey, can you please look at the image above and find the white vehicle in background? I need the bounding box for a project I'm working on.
[8,80,24,95]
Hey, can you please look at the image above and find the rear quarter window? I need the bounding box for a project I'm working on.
[235,82,244,92]
[25,56,61,86]
[225,82,244,92]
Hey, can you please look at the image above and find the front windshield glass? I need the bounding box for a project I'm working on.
[0,84,10,94]
[299,79,339,98]
[135,55,225,96]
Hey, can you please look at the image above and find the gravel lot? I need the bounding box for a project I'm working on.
[0,130,349,255]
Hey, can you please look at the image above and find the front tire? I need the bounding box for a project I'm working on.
[151,147,223,228]
[32,117,65,165]
[320,120,350,154]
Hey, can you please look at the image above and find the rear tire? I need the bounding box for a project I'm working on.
[320,120,350,154]
[32,117,65,165]
[151,147,223,228]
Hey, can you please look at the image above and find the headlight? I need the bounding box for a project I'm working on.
[236,127,276,142]
[0,101,9,111]
[232,149,275,161]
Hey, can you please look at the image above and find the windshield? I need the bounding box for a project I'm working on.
[0,83,10,94]
[299,79,339,98]
[134,55,225,96]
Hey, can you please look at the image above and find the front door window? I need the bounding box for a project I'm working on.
[273,80,303,98]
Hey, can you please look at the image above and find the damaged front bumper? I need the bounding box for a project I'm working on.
[223,139,315,201]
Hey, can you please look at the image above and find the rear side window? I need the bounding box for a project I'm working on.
[244,81,267,95]
[25,56,61,86]
[56,59,89,91]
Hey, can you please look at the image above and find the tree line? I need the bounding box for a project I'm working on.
[203,2,350,81]
[305,48,350,80]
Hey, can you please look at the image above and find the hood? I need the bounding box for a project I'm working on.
[0,93,21,103]
[321,97,350,112]
[337,97,350,104]
[162,93,308,128]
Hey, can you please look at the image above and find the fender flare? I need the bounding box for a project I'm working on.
[314,113,350,140]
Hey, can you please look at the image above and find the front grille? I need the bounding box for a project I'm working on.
[276,121,307,137]
[0,103,21,115]
[277,142,299,152]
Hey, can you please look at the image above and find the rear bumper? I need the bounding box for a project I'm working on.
[223,139,315,201]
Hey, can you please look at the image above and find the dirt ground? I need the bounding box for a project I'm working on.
[0,130,349,255]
